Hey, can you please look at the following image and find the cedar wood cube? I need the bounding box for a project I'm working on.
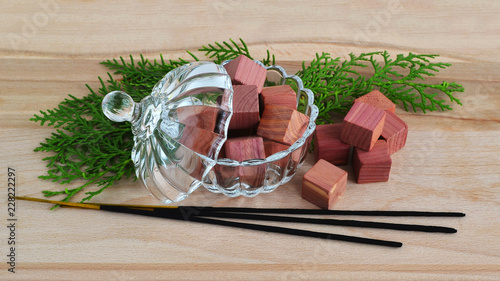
[223,55,267,93]
[228,85,260,130]
[224,136,266,187]
[176,105,219,131]
[263,140,290,170]
[354,90,396,113]
[352,139,392,184]
[259,85,297,114]
[302,159,347,209]
[257,105,310,145]
[340,102,386,151]
[314,123,351,165]
[381,111,408,155]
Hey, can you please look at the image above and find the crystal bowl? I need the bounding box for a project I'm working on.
[201,60,319,197]
[102,59,318,203]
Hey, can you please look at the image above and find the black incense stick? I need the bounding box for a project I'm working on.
[100,205,403,248]
[176,207,466,217]
[16,196,465,248]
[16,196,403,247]
[16,196,465,217]
[186,211,457,233]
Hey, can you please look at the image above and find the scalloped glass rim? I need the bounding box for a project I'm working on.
[201,59,319,195]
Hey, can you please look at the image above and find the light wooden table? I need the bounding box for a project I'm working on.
[1,1,500,280]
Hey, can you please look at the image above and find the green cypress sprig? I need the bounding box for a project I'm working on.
[198,38,275,66]
[32,55,197,207]
[32,38,464,206]
[100,53,199,99]
[296,51,464,124]
[31,76,134,207]
[199,38,252,64]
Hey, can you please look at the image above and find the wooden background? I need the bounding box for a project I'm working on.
[1,0,500,280]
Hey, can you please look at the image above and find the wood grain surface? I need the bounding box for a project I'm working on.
[1,1,500,280]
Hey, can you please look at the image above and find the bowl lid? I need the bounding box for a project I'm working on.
[102,61,234,203]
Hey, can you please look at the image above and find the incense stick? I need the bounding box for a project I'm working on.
[16,196,464,248]
[101,205,402,248]
[17,196,402,247]
[187,207,466,217]
[188,211,457,233]
[16,196,465,217]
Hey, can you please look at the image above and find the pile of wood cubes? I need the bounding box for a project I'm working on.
[302,90,408,209]
[218,55,310,186]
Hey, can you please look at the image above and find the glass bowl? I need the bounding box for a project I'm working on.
[201,60,319,197]
[102,59,318,203]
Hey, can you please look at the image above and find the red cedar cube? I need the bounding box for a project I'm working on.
[302,159,347,209]
[228,85,260,130]
[352,139,392,184]
[266,135,307,172]
[178,125,222,159]
[354,90,396,113]
[260,85,297,113]
[263,140,290,169]
[224,55,267,93]
[340,102,386,151]
[224,136,266,187]
[380,111,408,155]
[224,136,266,161]
[176,105,219,131]
[257,105,310,145]
[314,124,351,166]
